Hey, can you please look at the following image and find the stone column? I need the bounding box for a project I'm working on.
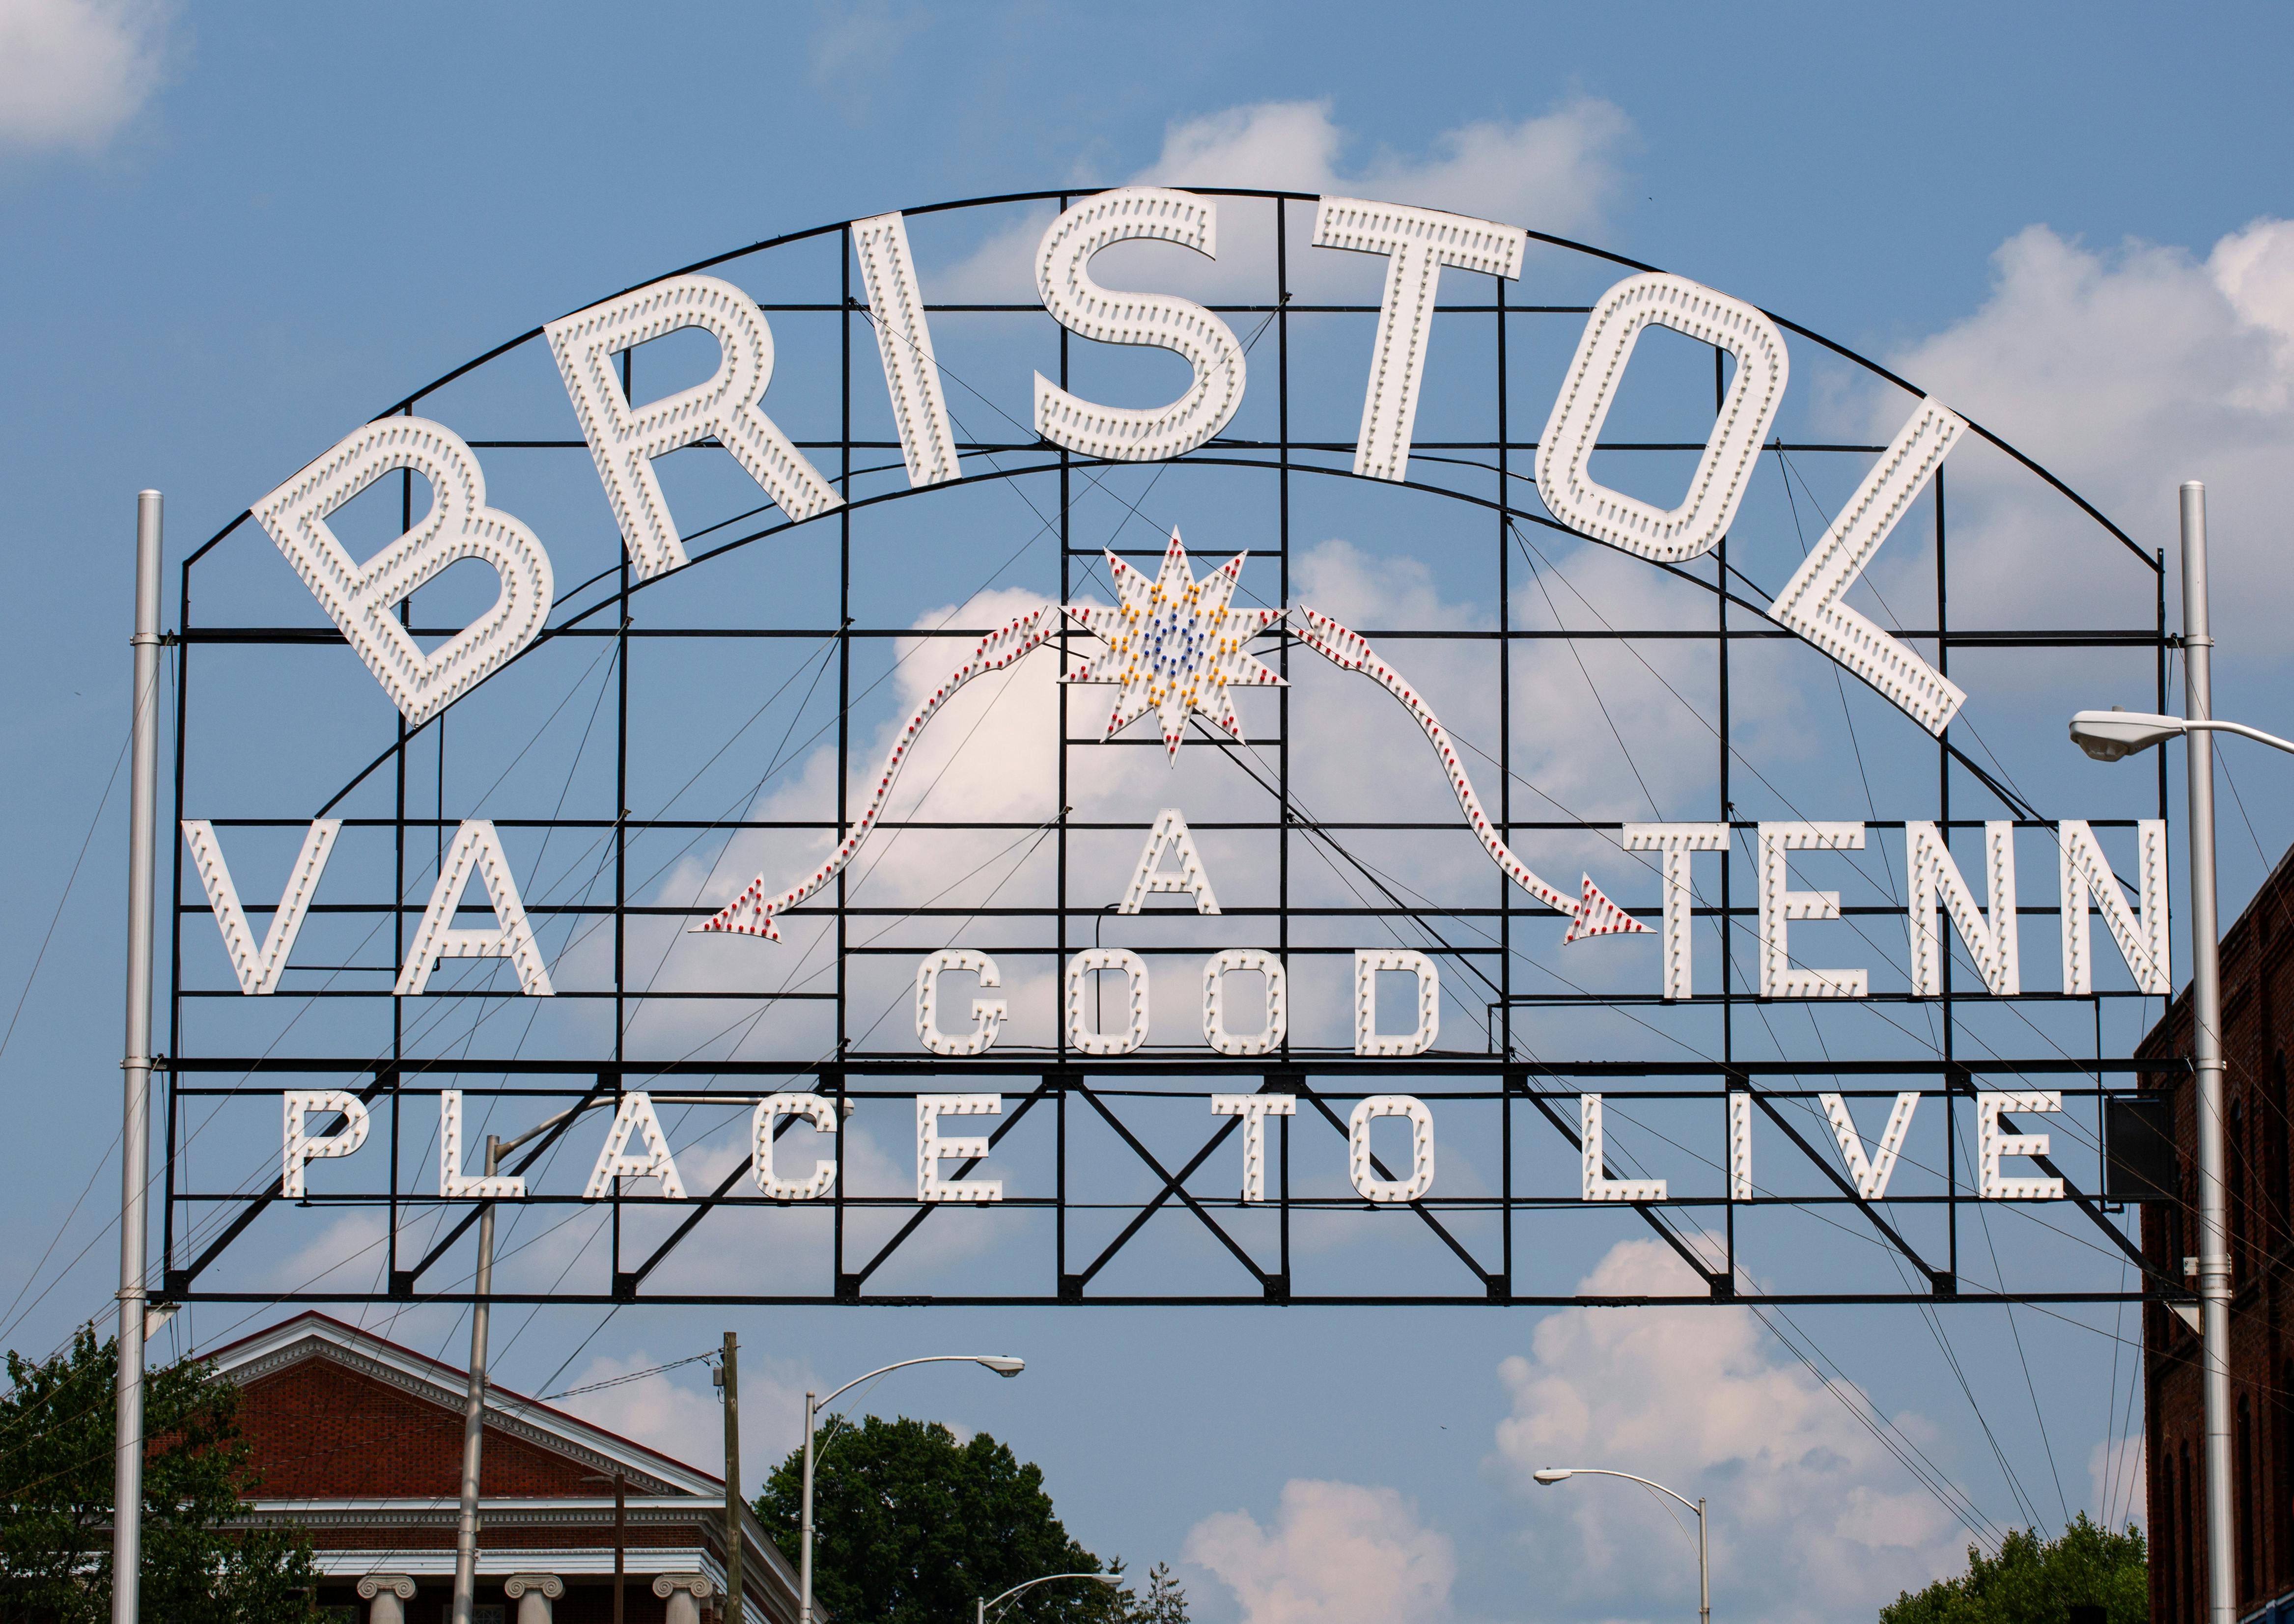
[358,1574,417,1624]
[504,1574,564,1624]
[653,1573,714,1624]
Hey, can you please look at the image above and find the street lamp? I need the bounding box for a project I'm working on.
[1533,1468,1707,1624]
[2067,482,2294,1624]
[799,1356,1025,1624]
[977,1572,1122,1624]
[2068,709,2294,763]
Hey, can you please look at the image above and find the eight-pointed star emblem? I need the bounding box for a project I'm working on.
[1063,529,1286,760]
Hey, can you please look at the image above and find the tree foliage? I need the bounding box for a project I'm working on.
[0,1324,319,1624]
[1879,1515,2147,1624]
[757,1416,1127,1624]
[1116,1562,1187,1624]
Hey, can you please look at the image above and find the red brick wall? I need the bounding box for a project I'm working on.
[238,1355,606,1498]
[2142,846,2294,1621]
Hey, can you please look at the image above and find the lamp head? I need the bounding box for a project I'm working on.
[978,1356,1025,1376]
[2070,707,2184,762]
[1532,1468,1572,1485]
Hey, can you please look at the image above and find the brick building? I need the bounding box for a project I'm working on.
[2143,846,2294,1624]
[207,1314,800,1624]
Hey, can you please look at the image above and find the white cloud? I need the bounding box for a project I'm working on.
[1870,218,2294,652]
[935,97,1631,301]
[809,1,926,86]
[0,0,169,154]
[1186,1479,1455,1624]
[1491,1238,1965,1624]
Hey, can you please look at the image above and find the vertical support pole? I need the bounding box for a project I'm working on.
[613,1471,627,1624]
[1696,1497,1710,1624]
[1055,1073,1067,1293]
[1496,270,1512,1062]
[722,1331,743,1624]
[164,548,190,1303]
[1275,197,1291,1067]
[611,329,633,1298]
[392,412,412,1290]
[1056,193,1072,1077]
[799,1389,818,1624]
[1713,352,1734,1176]
[1495,272,1514,1292]
[838,234,853,1062]
[1936,463,1958,1293]
[112,489,163,1624]
[2182,481,2234,1624]
[451,1135,503,1624]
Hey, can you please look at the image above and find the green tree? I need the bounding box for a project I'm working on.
[756,1416,1121,1624]
[1880,1515,2147,1624]
[0,1323,319,1624]
[1117,1562,1187,1624]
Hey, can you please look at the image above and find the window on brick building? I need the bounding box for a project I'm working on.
[2242,1396,2258,1601]
[2273,1054,2290,1246]
[2187,1441,2199,1624]
[2235,1100,2251,1283]
[2279,1360,2294,1589]
[2160,1428,2180,1623]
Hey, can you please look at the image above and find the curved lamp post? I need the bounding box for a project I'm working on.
[2065,479,2294,1624]
[976,1572,1123,1624]
[800,1356,1025,1624]
[1533,1468,1707,1624]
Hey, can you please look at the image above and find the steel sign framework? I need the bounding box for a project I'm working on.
[157,187,2182,1312]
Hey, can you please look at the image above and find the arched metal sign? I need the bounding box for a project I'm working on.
[159,187,2178,1310]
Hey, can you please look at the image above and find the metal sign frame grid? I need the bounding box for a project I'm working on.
[155,188,2180,1311]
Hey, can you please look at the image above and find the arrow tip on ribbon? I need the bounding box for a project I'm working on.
[1562,874,1649,944]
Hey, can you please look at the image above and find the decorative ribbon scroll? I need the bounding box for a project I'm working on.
[1287,606,1646,942]
[698,608,1057,941]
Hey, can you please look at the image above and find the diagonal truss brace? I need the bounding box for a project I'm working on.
[1068,1084,1262,1297]
[1294,1080,1501,1296]
[1517,1082,1720,1293]
[1751,1089,1952,1294]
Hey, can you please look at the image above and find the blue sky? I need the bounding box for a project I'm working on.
[7,5,2294,1623]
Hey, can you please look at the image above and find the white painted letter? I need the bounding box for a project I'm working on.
[283,1091,368,1198]
[752,1093,837,1201]
[1311,198,1527,482]
[1730,1091,1753,1200]
[1905,822,2018,997]
[1065,948,1149,1056]
[1757,823,1869,999]
[1211,1093,1296,1202]
[853,212,961,489]
[1820,1092,1920,1199]
[546,275,840,581]
[2059,820,2170,995]
[182,820,340,995]
[1204,949,1285,1057]
[395,822,554,997]
[252,419,554,728]
[1767,399,1968,733]
[1581,1095,1665,1201]
[1120,808,1221,913]
[1348,1096,1436,1203]
[1536,273,1788,563]
[584,1092,685,1199]
[439,1091,525,1199]
[1978,1091,2064,1200]
[916,950,1007,1057]
[1354,949,1439,1056]
[1623,823,1728,1000]
[1034,188,1247,462]
[917,1094,1002,1204]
